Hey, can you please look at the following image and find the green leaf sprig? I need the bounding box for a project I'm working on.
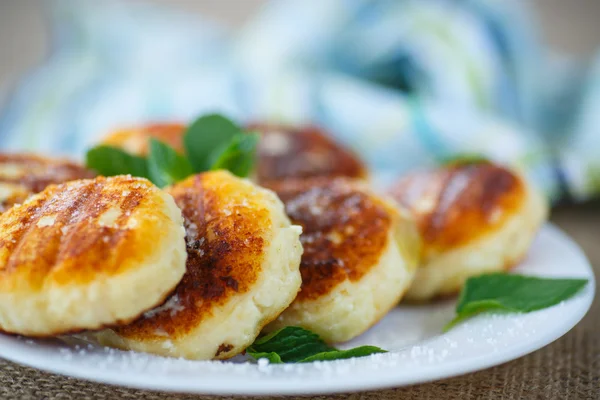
[246,326,387,364]
[183,114,242,172]
[444,273,589,332]
[86,146,150,179]
[147,138,194,188]
[85,114,258,187]
[210,132,260,177]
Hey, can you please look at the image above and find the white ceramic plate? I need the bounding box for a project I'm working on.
[0,224,594,396]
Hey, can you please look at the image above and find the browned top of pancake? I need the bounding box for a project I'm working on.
[268,178,393,301]
[0,153,95,212]
[249,124,368,184]
[388,162,526,254]
[101,123,187,155]
[0,176,175,291]
[114,171,274,340]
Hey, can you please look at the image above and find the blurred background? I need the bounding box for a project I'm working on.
[1,0,600,203]
[2,0,600,83]
[0,0,600,204]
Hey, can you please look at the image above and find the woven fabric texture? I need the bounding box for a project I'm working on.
[0,205,598,400]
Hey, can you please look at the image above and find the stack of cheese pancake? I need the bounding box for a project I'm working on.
[0,122,547,360]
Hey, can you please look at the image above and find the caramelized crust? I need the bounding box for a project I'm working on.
[101,123,187,155]
[0,176,178,291]
[388,162,526,256]
[0,153,95,213]
[114,171,274,341]
[268,178,393,300]
[249,124,368,183]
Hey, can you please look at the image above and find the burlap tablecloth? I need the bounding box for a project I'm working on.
[1,204,598,400]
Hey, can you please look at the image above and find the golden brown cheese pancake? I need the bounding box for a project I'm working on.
[248,124,368,184]
[263,178,420,343]
[388,161,548,301]
[97,171,303,360]
[0,176,187,336]
[0,153,95,213]
[99,122,368,183]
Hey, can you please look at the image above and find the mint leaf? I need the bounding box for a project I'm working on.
[147,138,193,188]
[444,273,588,331]
[183,114,241,172]
[86,145,149,179]
[301,346,387,362]
[210,133,259,177]
[86,114,256,184]
[246,326,386,364]
[247,327,333,363]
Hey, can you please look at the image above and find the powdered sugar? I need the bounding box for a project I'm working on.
[36,215,57,227]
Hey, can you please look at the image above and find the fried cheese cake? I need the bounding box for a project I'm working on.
[0,153,95,213]
[0,176,186,336]
[388,161,548,301]
[97,171,303,360]
[263,178,420,343]
[247,124,367,183]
